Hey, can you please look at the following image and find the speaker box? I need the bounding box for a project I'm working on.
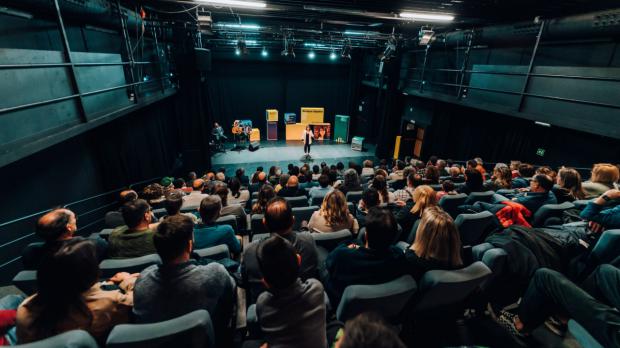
[195,48,211,72]
[249,141,260,152]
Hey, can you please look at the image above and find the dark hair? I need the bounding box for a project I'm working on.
[199,196,222,223]
[396,160,405,170]
[291,166,300,176]
[31,239,98,338]
[154,214,194,263]
[268,166,277,177]
[533,174,554,192]
[343,169,360,189]
[371,175,389,203]
[36,209,72,243]
[424,165,440,184]
[441,180,455,192]
[121,199,150,229]
[428,155,438,166]
[362,188,380,209]
[312,165,320,174]
[320,162,327,168]
[141,184,164,201]
[264,197,294,234]
[338,313,406,348]
[235,168,244,179]
[172,178,185,189]
[336,162,345,171]
[256,166,263,172]
[252,184,276,214]
[229,177,241,198]
[119,190,138,204]
[164,190,184,216]
[215,185,229,207]
[257,236,299,289]
[466,159,478,169]
[365,208,397,249]
[518,163,536,177]
[318,174,330,188]
[464,169,484,191]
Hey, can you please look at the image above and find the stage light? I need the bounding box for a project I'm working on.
[399,12,454,21]
[344,30,367,36]
[281,35,295,58]
[197,0,267,9]
[535,121,551,127]
[236,39,248,55]
[261,47,268,57]
[235,48,241,55]
[308,51,316,59]
[418,29,435,45]
[214,23,261,30]
[329,51,337,60]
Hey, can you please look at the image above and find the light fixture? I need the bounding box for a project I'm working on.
[418,29,435,45]
[344,30,367,36]
[236,39,248,55]
[261,47,268,57]
[308,51,316,59]
[281,35,295,58]
[399,12,454,21]
[535,121,551,127]
[235,48,241,55]
[329,51,337,60]
[214,23,261,30]
[197,0,267,9]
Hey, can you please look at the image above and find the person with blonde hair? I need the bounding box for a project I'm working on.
[308,190,359,234]
[583,163,620,198]
[395,185,438,238]
[553,167,586,203]
[406,206,463,280]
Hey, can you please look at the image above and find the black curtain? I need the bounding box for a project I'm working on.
[375,56,405,159]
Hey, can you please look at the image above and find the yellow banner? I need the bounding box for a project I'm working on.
[266,109,278,121]
[300,107,324,124]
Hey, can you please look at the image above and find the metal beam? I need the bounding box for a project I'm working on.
[517,20,545,111]
[457,31,474,99]
[419,44,431,93]
[116,0,138,103]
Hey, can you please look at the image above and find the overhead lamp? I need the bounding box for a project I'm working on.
[308,51,316,59]
[235,48,241,56]
[197,0,267,9]
[535,121,551,127]
[214,23,261,30]
[399,12,454,21]
[281,35,295,58]
[329,51,337,60]
[344,30,367,36]
[418,29,435,45]
[261,47,268,57]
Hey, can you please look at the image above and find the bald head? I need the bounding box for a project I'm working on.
[263,197,294,235]
[192,179,205,191]
[37,209,77,242]
[287,175,299,188]
[119,190,138,204]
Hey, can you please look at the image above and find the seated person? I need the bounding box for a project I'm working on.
[334,312,406,348]
[182,179,208,211]
[325,208,408,306]
[277,175,307,197]
[214,184,248,231]
[406,207,464,280]
[395,185,437,238]
[227,177,250,206]
[194,195,241,254]
[580,189,620,232]
[553,167,586,203]
[512,163,535,189]
[337,169,363,196]
[448,166,465,183]
[308,174,333,205]
[457,169,485,195]
[105,190,138,228]
[108,199,157,258]
[251,184,276,215]
[370,175,396,204]
[499,265,620,348]
[393,172,417,203]
[436,180,457,201]
[388,160,405,181]
[356,188,380,228]
[242,197,318,304]
[582,163,620,199]
[511,174,557,214]
[22,208,107,270]
[16,240,135,343]
[133,215,234,344]
[158,190,198,224]
[308,190,359,234]
[256,236,327,348]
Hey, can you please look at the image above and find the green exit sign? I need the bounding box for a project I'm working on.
[536,148,546,157]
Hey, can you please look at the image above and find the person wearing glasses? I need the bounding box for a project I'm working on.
[108,199,157,258]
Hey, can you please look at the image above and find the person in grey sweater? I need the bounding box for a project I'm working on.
[256,235,326,348]
[132,215,235,345]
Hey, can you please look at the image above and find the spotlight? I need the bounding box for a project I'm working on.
[329,51,337,60]
[261,47,268,57]
[308,51,316,59]
[235,48,241,56]
[418,29,435,46]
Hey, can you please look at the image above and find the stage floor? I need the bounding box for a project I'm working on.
[211,140,377,172]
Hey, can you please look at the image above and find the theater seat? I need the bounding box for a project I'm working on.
[531,201,575,227]
[310,195,325,206]
[591,229,620,265]
[284,196,309,208]
[347,202,355,215]
[478,247,508,291]
[358,224,404,245]
[216,215,238,234]
[412,261,491,315]
[106,309,215,348]
[99,228,114,240]
[311,229,352,251]
[345,191,363,204]
[429,184,442,191]
[464,191,495,205]
[251,191,259,199]
[250,214,266,237]
[292,206,319,231]
[439,194,468,219]
[13,330,97,348]
[12,270,37,295]
[454,211,498,246]
[568,319,603,348]
[336,275,417,323]
[194,244,230,260]
[99,254,162,278]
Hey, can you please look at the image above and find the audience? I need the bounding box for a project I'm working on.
[227,177,250,206]
[182,179,208,210]
[580,189,620,231]
[388,160,405,181]
[512,174,558,213]
[370,175,395,204]
[553,167,586,203]
[393,172,417,202]
[308,174,333,204]
[325,208,407,305]
[133,215,234,343]
[424,165,440,185]
[235,168,250,186]
[308,190,359,234]
[277,175,307,197]
[108,199,157,258]
[16,239,135,343]
[458,169,485,195]
[361,160,374,177]
[105,189,138,228]
[255,236,327,348]
[334,313,406,348]
[488,166,513,191]
[275,173,290,193]
[338,169,363,195]
[436,180,457,201]
[512,163,535,188]
[141,183,165,209]
[158,190,198,223]
[395,185,438,237]
[449,166,465,183]
[194,195,241,254]
[356,188,381,228]
[582,163,620,198]
[215,185,248,231]
[252,184,276,215]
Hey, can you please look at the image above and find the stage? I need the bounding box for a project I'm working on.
[211,140,377,173]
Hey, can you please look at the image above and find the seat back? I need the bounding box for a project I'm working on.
[438,193,468,218]
[429,184,443,191]
[12,270,38,295]
[345,191,363,204]
[568,319,604,348]
[292,206,319,231]
[216,215,238,234]
[347,202,355,215]
[406,219,422,244]
[531,202,575,227]
[251,191,259,199]
[479,247,508,290]
[591,229,620,265]
[284,196,309,208]
[310,195,325,206]
[106,309,214,348]
[464,191,495,205]
[413,261,491,314]
[360,175,374,184]
[454,211,497,246]
[99,228,114,240]
[152,208,167,219]
[358,225,404,245]
[194,244,230,260]
[336,275,417,323]
[14,330,97,348]
[99,254,162,278]
[250,214,267,236]
[312,230,353,251]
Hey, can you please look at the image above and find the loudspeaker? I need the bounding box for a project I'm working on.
[249,141,260,151]
[195,48,211,72]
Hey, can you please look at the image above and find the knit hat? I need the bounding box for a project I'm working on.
[160,177,174,187]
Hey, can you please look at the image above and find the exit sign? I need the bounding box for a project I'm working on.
[536,148,546,157]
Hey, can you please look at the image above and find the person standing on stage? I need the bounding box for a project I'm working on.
[212,122,227,142]
[302,125,314,155]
